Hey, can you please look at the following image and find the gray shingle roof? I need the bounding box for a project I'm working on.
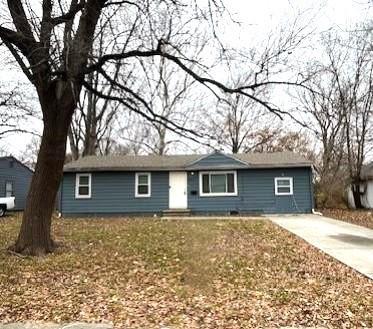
[64,154,201,172]
[64,152,312,172]
[235,152,312,168]
[0,156,34,173]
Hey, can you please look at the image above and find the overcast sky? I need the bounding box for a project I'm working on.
[229,0,370,30]
[0,0,371,156]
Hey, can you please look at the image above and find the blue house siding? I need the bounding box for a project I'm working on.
[187,167,313,214]
[61,167,313,215]
[0,157,33,210]
[61,171,169,215]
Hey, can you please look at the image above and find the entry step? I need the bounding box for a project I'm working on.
[162,209,191,217]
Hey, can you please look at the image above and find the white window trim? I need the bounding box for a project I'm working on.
[135,172,151,198]
[199,171,238,197]
[75,173,92,199]
[274,177,293,196]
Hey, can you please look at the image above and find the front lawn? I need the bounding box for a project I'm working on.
[0,214,372,328]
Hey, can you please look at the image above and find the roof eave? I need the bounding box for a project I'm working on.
[63,162,312,172]
[63,166,188,172]
[249,163,313,168]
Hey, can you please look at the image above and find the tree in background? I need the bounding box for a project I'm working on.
[206,83,315,157]
[203,20,311,154]
[68,67,121,160]
[0,87,39,139]
[116,55,201,155]
[338,32,373,209]
[208,89,271,153]
[67,14,127,160]
[294,70,346,206]
[293,28,373,208]
[250,128,315,157]
[18,137,41,170]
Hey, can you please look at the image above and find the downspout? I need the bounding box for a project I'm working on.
[310,165,321,215]
[57,172,63,218]
[312,209,323,216]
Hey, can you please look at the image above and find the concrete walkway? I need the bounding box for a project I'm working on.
[267,214,373,279]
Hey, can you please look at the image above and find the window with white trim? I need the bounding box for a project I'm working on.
[75,173,91,199]
[274,177,293,195]
[135,173,151,197]
[5,181,13,197]
[199,171,237,196]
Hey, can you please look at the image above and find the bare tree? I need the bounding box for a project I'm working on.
[251,129,315,157]
[205,86,315,156]
[68,71,121,159]
[203,18,312,154]
[118,55,200,155]
[18,136,41,170]
[294,29,373,208]
[207,85,272,153]
[67,16,124,160]
[115,112,151,155]
[339,32,373,208]
[0,0,308,255]
[0,87,40,138]
[294,68,346,206]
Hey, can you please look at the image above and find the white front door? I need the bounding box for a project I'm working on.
[169,172,188,209]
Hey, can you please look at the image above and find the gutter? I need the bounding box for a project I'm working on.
[63,163,313,173]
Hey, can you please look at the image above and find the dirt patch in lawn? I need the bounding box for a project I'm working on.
[321,208,373,229]
[0,214,372,328]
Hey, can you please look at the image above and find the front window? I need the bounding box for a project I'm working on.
[200,171,237,196]
[135,173,151,197]
[275,177,293,195]
[5,181,13,197]
[75,173,91,199]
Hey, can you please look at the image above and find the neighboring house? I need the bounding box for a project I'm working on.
[0,156,33,210]
[60,151,314,216]
[347,163,373,209]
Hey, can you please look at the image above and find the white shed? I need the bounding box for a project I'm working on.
[347,163,373,209]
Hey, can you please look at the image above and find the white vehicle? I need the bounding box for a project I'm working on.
[0,197,15,217]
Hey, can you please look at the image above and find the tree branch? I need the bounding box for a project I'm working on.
[51,0,86,25]
[85,48,288,117]
[0,26,34,56]
[7,0,36,42]
[81,80,208,146]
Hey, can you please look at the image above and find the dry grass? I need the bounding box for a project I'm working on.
[0,213,372,328]
[322,208,373,230]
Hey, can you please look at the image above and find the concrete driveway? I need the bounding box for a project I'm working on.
[266,214,373,280]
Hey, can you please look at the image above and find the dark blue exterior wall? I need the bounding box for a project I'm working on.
[0,157,33,210]
[61,167,313,215]
[61,171,169,215]
[187,167,313,214]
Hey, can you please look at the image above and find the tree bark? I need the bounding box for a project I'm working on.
[10,83,76,255]
[351,182,363,209]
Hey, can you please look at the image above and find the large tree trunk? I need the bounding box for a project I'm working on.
[10,83,76,255]
[351,182,363,209]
